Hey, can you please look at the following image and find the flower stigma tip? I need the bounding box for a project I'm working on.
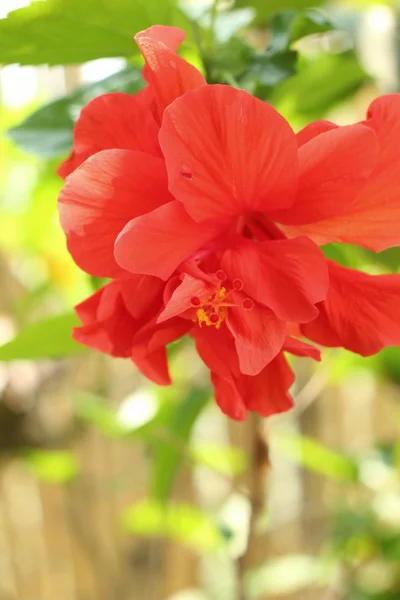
[216,269,227,282]
[242,298,254,310]
[192,280,254,330]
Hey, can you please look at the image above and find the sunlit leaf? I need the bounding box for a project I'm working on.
[8,66,144,158]
[0,0,181,65]
[22,449,79,483]
[190,443,248,477]
[245,554,328,598]
[167,590,208,600]
[0,313,86,360]
[273,50,369,117]
[122,499,225,552]
[149,388,210,501]
[272,431,359,481]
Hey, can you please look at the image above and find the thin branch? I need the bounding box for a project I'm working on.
[236,414,269,600]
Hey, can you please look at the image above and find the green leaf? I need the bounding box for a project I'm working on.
[8,66,144,158]
[245,555,326,598]
[207,35,254,85]
[190,443,248,477]
[0,313,86,360]
[273,50,369,118]
[74,392,128,438]
[249,9,335,90]
[272,431,359,482]
[149,388,210,502]
[74,390,160,438]
[122,499,225,552]
[22,449,79,483]
[0,0,179,65]
[268,9,334,54]
[234,0,324,24]
[378,346,400,386]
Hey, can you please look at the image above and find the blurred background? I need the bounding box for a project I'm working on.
[1,0,400,599]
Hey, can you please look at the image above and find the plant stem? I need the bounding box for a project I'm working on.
[236,414,270,600]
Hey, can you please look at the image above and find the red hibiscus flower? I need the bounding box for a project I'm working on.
[58,24,400,421]
[57,25,205,179]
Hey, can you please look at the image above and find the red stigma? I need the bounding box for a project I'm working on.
[190,296,201,307]
[216,270,227,282]
[233,278,244,291]
[242,298,254,310]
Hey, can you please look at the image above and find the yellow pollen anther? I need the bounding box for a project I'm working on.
[195,287,227,329]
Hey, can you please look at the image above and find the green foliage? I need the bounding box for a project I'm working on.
[0,0,180,65]
[0,313,86,360]
[273,431,359,481]
[8,66,144,158]
[122,499,226,552]
[22,449,79,482]
[74,392,131,438]
[234,0,324,24]
[248,9,338,93]
[190,443,248,477]
[245,554,328,598]
[149,387,210,501]
[273,50,369,117]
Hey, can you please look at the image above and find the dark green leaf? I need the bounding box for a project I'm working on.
[149,388,210,501]
[8,66,144,158]
[207,36,254,84]
[249,9,335,90]
[273,50,369,117]
[0,0,179,65]
[249,50,297,88]
[0,313,86,360]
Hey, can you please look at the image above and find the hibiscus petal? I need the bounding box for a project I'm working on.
[222,237,329,323]
[192,324,240,380]
[157,274,215,322]
[211,373,247,421]
[159,85,298,222]
[226,304,286,376]
[57,89,160,178]
[302,260,400,356]
[295,119,337,147]
[73,282,137,357]
[134,25,206,122]
[282,95,400,251]
[114,200,224,280]
[283,336,321,361]
[58,149,172,277]
[119,275,165,320]
[272,124,378,225]
[133,348,171,386]
[239,353,294,417]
